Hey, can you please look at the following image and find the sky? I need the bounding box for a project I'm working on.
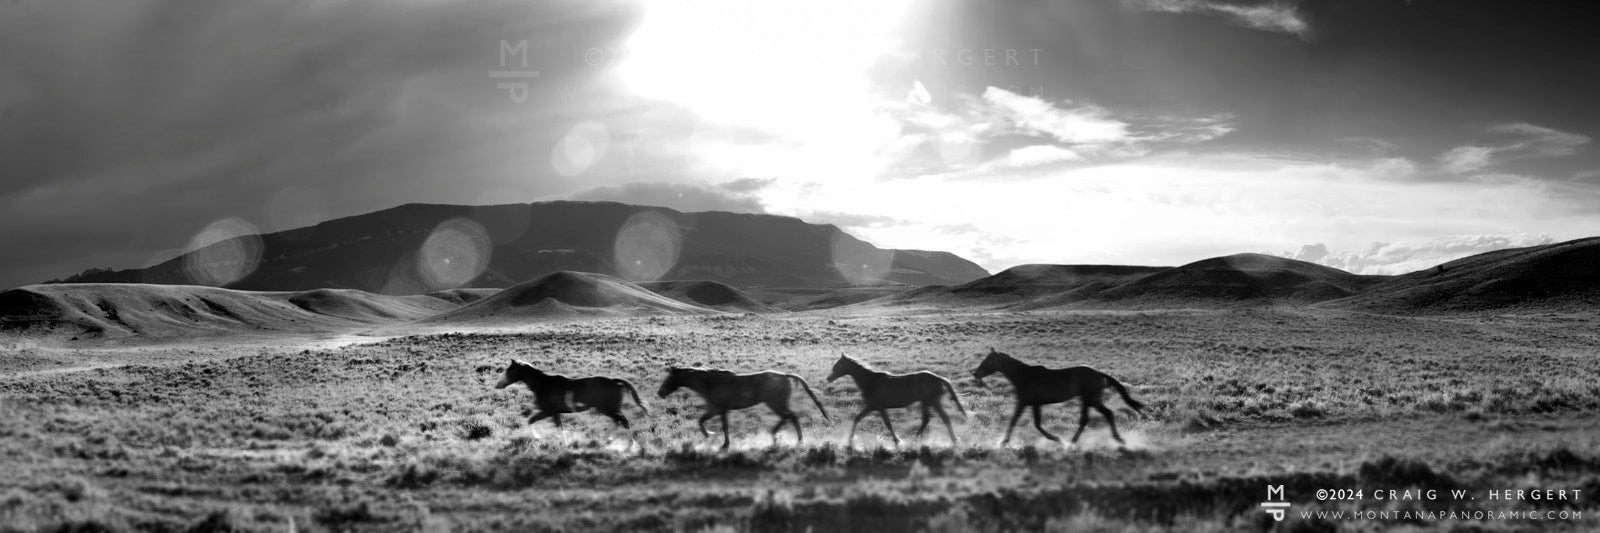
[2,0,1599,289]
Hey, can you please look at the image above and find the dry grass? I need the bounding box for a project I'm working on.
[3,308,1600,531]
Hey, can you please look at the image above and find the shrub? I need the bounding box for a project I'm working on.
[459,418,494,441]
[1358,456,1452,488]
[185,509,244,533]
[1288,401,1325,419]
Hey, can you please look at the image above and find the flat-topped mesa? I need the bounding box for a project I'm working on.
[47,201,990,294]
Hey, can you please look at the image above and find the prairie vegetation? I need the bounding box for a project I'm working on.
[3,309,1599,531]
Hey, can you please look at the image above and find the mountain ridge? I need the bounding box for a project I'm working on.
[45,202,990,294]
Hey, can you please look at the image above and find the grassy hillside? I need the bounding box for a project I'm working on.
[641,280,784,313]
[0,283,456,339]
[424,271,719,324]
[1326,237,1600,313]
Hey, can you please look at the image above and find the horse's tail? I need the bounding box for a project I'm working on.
[1103,373,1144,412]
[937,375,969,418]
[616,378,649,415]
[786,374,831,422]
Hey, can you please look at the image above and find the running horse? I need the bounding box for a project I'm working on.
[493,359,650,443]
[657,367,831,450]
[971,348,1145,446]
[826,354,967,447]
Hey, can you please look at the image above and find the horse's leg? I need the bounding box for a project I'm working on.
[878,410,901,447]
[719,412,732,451]
[603,410,630,429]
[1001,403,1026,446]
[550,413,568,445]
[848,408,873,447]
[789,413,804,445]
[932,402,958,446]
[528,411,554,427]
[1095,404,1125,444]
[767,410,792,446]
[766,399,800,446]
[1068,403,1091,444]
[1030,405,1061,442]
[603,410,638,449]
[697,411,717,438]
[915,404,933,437]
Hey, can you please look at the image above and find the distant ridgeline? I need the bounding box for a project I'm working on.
[47,202,991,294]
[878,237,1600,314]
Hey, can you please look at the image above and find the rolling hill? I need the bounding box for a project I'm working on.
[424,288,502,306]
[1324,237,1600,313]
[0,283,456,339]
[640,281,783,313]
[745,286,916,311]
[1076,253,1386,307]
[423,271,717,324]
[882,264,1171,308]
[47,202,989,294]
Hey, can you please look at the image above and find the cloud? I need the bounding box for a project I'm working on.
[1438,122,1591,174]
[981,87,1131,145]
[569,182,767,214]
[1492,123,1590,157]
[718,177,777,193]
[992,145,1084,168]
[1339,137,1402,157]
[1288,243,1331,264]
[0,0,644,289]
[1287,234,1558,275]
[1123,0,1310,38]
[1439,145,1496,173]
[793,210,908,230]
[1139,113,1238,144]
[759,149,1600,276]
[884,87,1232,177]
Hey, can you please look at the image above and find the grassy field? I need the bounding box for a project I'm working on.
[3,309,1600,531]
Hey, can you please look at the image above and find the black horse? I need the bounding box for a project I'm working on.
[494,359,649,441]
[972,348,1144,446]
[657,367,831,450]
[826,354,967,447]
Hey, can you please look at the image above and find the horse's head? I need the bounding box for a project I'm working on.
[657,367,686,398]
[825,354,857,382]
[972,347,1011,382]
[494,359,534,389]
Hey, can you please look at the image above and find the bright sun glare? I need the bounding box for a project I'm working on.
[618,0,914,183]
[620,0,910,130]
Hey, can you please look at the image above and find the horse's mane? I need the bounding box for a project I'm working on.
[509,359,567,378]
[840,355,876,372]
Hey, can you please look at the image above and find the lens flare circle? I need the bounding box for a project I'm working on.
[552,121,610,177]
[830,230,895,286]
[419,218,492,289]
[183,218,263,286]
[613,211,683,282]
